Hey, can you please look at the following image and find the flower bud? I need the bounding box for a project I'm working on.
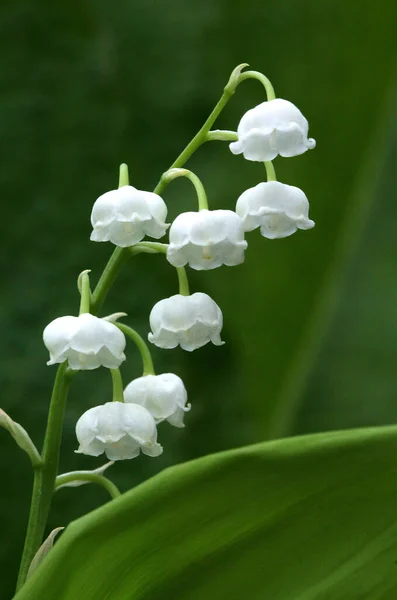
[90,186,169,247]
[166,209,247,270]
[124,373,190,428]
[148,292,224,351]
[43,313,126,370]
[230,99,315,162]
[75,402,162,460]
[236,181,314,239]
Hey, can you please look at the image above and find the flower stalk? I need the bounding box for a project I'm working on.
[110,368,125,403]
[206,129,238,142]
[55,471,121,499]
[176,267,190,296]
[162,168,209,211]
[118,163,129,187]
[16,363,73,591]
[264,161,277,182]
[115,323,155,376]
[237,70,276,100]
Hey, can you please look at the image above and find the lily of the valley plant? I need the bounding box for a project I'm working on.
[1,64,315,595]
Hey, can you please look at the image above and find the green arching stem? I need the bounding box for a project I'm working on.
[16,363,73,591]
[119,163,129,187]
[116,322,155,376]
[264,161,277,182]
[237,70,276,100]
[55,472,121,500]
[176,267,190,296]
[78,271,91,314]
[162,168,209,211]
[110,368,125,403]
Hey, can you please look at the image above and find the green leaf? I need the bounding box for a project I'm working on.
[15,425,397,600]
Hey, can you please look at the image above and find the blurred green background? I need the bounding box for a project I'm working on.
[1,0,397,597]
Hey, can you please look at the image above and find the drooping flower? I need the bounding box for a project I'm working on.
[90,185,169,247]
[148,292,224,351]
[75,402,162,460]
[166,209,247,270]
[230,99,316,162]
[43,313,126,370]
[124,373,190,428]
[236,181,315,239]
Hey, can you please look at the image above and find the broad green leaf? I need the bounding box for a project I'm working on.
[293,111,397,436]
[15,425,397,600]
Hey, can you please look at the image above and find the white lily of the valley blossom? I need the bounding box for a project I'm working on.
[124,373,190,428]
[230,99,316,162]
[43,313,126,370]
[236,181,315,239]
[75,402,162,461]
[166,209,247,270]
[148,292,224,351]
[90,185,169,247]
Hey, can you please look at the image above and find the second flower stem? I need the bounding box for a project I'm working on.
[177,267,190,296]
[55,472,121,500]
[162,168,209,211]
[264,161,277,182]
[116,322,155,376]
[110,369,125,403]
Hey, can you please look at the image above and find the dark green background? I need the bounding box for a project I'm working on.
[1,1,397,597]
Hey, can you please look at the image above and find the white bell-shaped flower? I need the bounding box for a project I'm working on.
[166,209,247,270]
[43,313,126,370]
[148,292,224,351]
[236,181,315,239]
[90,185,169,247]
[124,373,190,428]
[75,401,162,460]
[230,99,316,162]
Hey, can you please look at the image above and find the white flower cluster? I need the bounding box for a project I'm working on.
[89,99,315,253]
[43,313,191,461]
[43,70,316,462]
[231,99,315,239]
